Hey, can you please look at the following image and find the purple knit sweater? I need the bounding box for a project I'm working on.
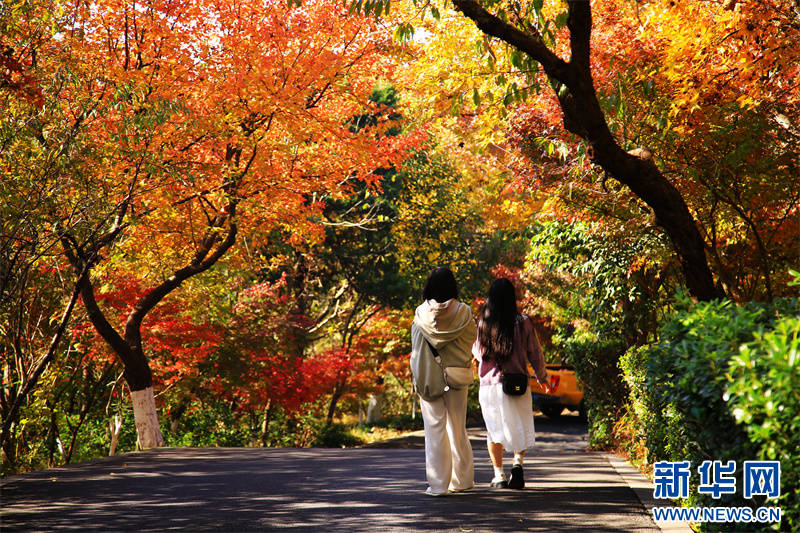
[472,314,548,387]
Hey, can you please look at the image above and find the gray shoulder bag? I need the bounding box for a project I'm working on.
[425,338,473,391]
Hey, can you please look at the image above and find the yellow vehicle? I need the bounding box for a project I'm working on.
[529,364,585,419]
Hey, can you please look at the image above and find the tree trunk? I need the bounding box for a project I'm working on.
[260,400,273,447]
[109,414,123,456]
[586,143,720,301]
[326,379,346,426]
[1,426,16,467]
[131,387,164,449]
[47,406,59,467]
[73,271,166,448]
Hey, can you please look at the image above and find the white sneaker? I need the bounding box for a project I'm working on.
[425,487,450,497]
[490,474,508,489]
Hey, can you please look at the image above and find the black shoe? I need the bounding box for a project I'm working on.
[490,478,508,489]
[508,465,525,489]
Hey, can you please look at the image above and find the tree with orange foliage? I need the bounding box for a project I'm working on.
[502,0,799,301]
[441,0,722,301]
[382,0,798,302]
[2,0,409,448]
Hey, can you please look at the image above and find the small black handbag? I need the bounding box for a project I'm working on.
[501,372,528,396]
[497,356,527,396]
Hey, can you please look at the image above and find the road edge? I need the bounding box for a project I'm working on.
[605,454,694,533]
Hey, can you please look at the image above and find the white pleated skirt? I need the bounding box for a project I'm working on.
[479,383,535,452]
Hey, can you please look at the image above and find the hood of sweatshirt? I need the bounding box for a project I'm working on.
[413,298,475,349]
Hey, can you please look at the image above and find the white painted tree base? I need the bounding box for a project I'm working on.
[131,387,165,449]
[366,393,384,424]
[109,414,123,456]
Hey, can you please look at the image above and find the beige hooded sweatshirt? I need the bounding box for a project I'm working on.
[410,299,477,401]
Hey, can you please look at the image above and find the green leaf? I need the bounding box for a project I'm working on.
[509,50,523,69]
[393,22,414,42]
[472,88,481,106]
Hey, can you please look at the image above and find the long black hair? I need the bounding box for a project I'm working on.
[421,267,459,303]
[477,277,518,364]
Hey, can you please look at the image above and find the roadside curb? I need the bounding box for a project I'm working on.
[605,454,693,533]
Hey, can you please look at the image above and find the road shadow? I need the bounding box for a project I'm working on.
[2,416,657,532]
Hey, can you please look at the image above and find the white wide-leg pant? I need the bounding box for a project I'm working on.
[419,387,474,494]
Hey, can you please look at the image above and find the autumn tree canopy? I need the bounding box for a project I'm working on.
[381,0,798,302]
[2,0,412,448]
[2,0,797,476]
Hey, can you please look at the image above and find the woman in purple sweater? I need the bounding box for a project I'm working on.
[472,277,551,489]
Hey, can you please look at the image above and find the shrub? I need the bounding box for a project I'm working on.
[312,424,365,448]
[727,316,800,531]
[565,338,627,449]
[621,295,798,531]
[163,400,251,448]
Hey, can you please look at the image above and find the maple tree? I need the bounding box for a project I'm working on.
[436,0,722,300]
[323,308,413,421]
[2,0,409,448]
[501,0,800,302]
[631,0,800,301]
[203,275,355,443]
[390,0,798,302]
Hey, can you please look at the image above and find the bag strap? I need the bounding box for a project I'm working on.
[424,338,443,365]
[425,338,451,392]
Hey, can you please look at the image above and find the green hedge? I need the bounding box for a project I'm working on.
[565,338,627,448]
[727,316,800,531]
[620,296,798,531]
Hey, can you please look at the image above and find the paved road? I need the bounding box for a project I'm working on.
[1,415,660,532]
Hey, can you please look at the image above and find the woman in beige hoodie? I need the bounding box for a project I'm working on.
[410,267,477,496]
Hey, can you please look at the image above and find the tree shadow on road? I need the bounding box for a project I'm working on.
[2,442,655,532]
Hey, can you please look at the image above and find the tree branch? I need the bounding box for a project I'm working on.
[0,262,88,450]
[59,235,131,358]
[124,205,238,339]
[566,0,592,72]
[450,0,572,83]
